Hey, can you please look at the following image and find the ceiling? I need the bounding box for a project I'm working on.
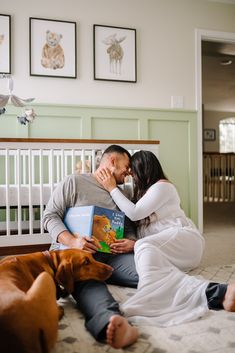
[202,40,235,112]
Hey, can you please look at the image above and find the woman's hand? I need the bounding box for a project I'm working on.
[96,168,117,192]
[110,239,135,254]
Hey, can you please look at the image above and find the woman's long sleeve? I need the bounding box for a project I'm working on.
[110,183,172,221]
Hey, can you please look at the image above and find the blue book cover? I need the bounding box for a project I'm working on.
[63,205,125,253]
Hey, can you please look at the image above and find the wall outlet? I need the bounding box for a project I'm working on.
[171,95,184,109]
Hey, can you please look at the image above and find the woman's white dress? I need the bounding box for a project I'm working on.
[110,181,210,326]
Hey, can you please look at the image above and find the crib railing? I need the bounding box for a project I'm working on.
[0,138,159,253]
[203,152,235,202]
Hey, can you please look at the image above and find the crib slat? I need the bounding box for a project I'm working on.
[28,149,33,235]
[61,149,65,180]
[39,149,44,234]
[91,150,96,172]
[81,149,85,173]
[71,149,75,174]
[5,149,10,236]
[49,149,54,195]
[65,150,68,177]
[22,153,26,184]
[17,149,22,236]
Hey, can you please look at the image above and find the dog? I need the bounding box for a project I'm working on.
[0,249,113,353]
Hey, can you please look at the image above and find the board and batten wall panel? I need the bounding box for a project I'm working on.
[148,110,198,223]
[149,120,190,219]
[0,103,198,224]
[29,116,83,139]
[91,118,139,139]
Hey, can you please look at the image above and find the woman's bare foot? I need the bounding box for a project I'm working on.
[223,284,235,311]
[106,315,139,349]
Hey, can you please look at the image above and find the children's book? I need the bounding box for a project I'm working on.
[63,205,125,253]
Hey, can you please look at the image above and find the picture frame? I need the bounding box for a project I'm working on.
[0,14,11,74]
[204,129,216,141]
[93,24,137,83]
[29,17,77,78]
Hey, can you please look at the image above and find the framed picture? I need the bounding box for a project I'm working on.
[204,129,216,141]
[93,24,137,83]
[0,14,11,74]
[29,17,77,78]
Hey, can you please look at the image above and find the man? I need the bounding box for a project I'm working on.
[43,145,139,349]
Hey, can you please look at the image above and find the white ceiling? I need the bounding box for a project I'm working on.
[202,40,235,112]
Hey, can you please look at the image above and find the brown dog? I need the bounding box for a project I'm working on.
[0,249,113,353]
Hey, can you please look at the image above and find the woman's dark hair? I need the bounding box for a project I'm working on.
[131,150,167,202]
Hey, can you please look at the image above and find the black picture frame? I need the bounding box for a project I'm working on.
[29,17,77,78]
[204,129,216,141]
[0,14,11,74]
[93,24,137,83]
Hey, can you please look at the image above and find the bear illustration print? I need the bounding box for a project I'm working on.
[41,30,65,70]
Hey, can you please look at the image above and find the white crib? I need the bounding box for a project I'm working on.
[0,138,159,255]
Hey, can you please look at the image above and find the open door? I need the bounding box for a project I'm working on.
[196,29,235,233]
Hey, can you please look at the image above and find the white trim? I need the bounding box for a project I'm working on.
[0,234,51,247]
[195,28,235,233]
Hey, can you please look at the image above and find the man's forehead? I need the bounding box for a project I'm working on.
[123,153,130,164]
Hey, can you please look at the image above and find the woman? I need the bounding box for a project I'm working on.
[97,150,233,327]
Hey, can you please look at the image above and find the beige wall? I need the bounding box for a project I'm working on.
[1,0,235,109]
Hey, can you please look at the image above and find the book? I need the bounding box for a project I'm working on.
[63,205,125,253]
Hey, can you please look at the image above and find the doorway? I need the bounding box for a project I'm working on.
[195,29,235,233]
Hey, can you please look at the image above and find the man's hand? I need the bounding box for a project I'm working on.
[110,239,135,254]
[58,231,102,254]
[72,234,102,254]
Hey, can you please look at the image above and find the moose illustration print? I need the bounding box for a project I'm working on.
[94,24,137,83]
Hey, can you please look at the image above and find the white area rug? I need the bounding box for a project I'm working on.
[52,263,235,353]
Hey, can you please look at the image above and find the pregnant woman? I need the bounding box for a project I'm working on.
[97,150,235,327]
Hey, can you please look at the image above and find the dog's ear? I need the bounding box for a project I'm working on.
[55,260,74,294]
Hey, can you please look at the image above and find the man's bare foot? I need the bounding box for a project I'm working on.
[223,284,235,311]
[106,315,139,349]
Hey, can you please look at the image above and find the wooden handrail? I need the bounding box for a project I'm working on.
[203,152,234,155]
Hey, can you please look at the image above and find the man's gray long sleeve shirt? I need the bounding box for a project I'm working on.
[43,173,136,243]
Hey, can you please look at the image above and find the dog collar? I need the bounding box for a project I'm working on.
[42,250,68,299]
[42,250,56,273]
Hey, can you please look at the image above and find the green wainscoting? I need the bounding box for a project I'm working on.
[0,104,198,224]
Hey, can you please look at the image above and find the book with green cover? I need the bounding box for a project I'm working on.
[62,205,125,253]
